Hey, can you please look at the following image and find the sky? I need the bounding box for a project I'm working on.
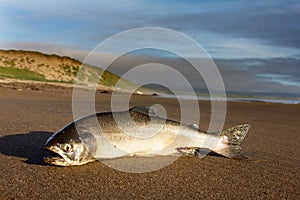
[0,0,300,96]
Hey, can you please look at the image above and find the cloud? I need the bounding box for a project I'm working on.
[2,0,299,56]
[146,0,300,50]
[105,52,300,95]
[214,57,300,94]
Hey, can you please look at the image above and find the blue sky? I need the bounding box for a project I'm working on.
[1,0,300,95]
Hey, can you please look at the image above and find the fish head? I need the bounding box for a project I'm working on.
[44,123,96,166]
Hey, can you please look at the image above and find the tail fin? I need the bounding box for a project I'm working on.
[213,124,251,159]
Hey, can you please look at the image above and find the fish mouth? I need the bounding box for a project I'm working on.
[44,147,70,166]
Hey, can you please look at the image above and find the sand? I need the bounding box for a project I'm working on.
[0,85,299,199]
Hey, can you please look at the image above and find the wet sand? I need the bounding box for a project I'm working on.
[0,85,299,199]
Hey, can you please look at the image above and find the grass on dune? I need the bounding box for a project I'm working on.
[0,65,137,88]
[0,66,47,81]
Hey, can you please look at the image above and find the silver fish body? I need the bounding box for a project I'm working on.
[45,106,251,166]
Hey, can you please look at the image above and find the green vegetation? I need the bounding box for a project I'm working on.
[0,65,127,87]
[99,70,121,87]
[0,66,75,84]
[3,60,15,67]
[76,65,135,89]
[38,63,45,67]
[59,64,79,76]
[0,66,46,81]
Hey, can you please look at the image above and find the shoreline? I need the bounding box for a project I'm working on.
[160,94,300,105]
[1,78,298,105]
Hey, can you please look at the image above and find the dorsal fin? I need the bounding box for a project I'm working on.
[188,124,199,130]
[130,106,157,116]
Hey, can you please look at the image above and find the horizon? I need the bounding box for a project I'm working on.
[1,0,300,96]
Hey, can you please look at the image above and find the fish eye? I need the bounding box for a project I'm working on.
[63,144,73,153]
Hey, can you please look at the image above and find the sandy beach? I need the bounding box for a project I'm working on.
[0,84,299,199]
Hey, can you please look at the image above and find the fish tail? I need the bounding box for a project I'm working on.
[213,124,251,158]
